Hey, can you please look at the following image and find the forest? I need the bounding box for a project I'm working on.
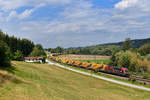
[0,30,46,67]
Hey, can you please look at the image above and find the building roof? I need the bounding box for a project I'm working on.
[24,57,43,60]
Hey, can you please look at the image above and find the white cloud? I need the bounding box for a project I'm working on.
[0,0,26,11]
[115,0,138,9]
[6,11,17,21]
[0,0,73,21]
[5,9,34,21]
[115,0,150,11]
[0,0,72,11]
[19,9,34,19]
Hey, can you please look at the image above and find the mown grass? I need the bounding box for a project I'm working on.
[0,61,150,100]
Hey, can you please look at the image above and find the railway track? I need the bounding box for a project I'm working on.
[99,72,150,85]
[129,75,150,84]
[97,71,129,80]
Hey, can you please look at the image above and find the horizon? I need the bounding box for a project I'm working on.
[0,0,150,48]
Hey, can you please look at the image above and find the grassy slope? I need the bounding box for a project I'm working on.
[0,62,150,100]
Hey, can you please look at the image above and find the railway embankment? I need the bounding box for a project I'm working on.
[47,59,150,92]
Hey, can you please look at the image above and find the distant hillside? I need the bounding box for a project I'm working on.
[64,38,150,56]
[99,38,150,48]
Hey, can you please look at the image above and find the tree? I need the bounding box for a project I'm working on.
[109,46,119,66]
[138,43,150,56]
[116,51,131,69]
[13,50,24,61]
[30,47,46,57]
[122,38,132,51]
[0,41,11,67]
[36,44,43,50]
[55,46,64,53]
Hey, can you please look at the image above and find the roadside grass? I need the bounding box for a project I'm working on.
[0,61,150,100]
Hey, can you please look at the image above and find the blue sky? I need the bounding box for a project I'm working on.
[0,0,150,48]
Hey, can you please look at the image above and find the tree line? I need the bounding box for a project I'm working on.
[0,30,34,57]
[0,30,46,67]
[46,46,117,56]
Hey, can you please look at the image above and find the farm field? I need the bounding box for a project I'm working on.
[0,61,150,100]
[58,54,110,60]
[75,59,110,64]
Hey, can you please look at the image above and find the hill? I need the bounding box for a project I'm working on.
[62,38,150,56]
[99,38,150,48]
[0,61,150,100]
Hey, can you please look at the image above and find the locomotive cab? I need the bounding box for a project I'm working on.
[121,68,129,76]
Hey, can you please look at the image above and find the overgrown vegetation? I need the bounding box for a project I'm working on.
[111,51,148,73]
[108,38,150,78]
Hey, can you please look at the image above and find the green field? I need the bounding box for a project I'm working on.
[0,61,150,100]
[76,59,110,64]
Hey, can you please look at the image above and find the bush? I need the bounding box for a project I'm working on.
[145,54,150,61]
[114,51,148,73]
[117,51,131,69]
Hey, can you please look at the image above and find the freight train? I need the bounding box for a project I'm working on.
[49,56,129,77]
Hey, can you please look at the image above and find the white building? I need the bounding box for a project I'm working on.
[24,57,44,63]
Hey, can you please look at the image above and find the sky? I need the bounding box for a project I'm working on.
[0,0,150,48]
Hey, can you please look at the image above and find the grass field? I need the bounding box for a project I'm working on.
[75,59,110,64]
[0,61,150,100]
[59,54,110,60]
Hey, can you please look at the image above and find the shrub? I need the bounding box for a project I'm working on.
[114,51,148,73]
[145,54,150,61]
[115,51,133,69]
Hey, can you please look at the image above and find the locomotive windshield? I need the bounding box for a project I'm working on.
[125,70,128,73]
